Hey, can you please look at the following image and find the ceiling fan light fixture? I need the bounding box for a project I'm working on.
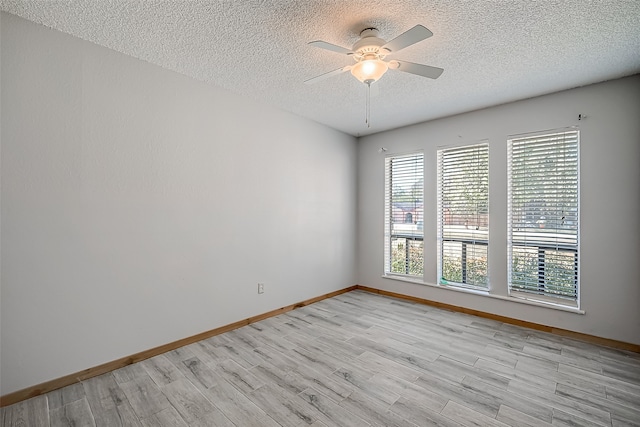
[307,24,443,127]
[351,58,388,84]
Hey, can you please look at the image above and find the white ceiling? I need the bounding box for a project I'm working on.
[2,1,639,136]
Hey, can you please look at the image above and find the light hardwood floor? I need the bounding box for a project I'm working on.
[2,290,640,426]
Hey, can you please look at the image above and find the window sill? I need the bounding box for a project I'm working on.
[381,274,585,314]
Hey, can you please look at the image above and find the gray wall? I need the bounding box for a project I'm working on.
[358,75,640,346]
[0,13,357,395]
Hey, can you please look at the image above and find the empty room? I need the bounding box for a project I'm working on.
[1,1,639,426]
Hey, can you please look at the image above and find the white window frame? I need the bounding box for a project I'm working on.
[437,142,490,290]
[384,151,424,278]
[507,128,580,307]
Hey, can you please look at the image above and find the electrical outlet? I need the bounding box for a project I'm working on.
[258,283,264,294]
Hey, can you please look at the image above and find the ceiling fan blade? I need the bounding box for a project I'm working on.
[304,65,352,84]
[391,60,443,79]
[381,25,433,54]
[308,40,354,55]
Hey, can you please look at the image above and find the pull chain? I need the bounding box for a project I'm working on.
[365,81,371,128]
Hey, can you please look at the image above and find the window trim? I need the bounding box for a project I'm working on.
[437,142,490,290]
[383,151,424,279]
[507,128,580,308]
[381,274,585,314]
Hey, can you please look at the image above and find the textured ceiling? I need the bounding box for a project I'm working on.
[2,1,640,136]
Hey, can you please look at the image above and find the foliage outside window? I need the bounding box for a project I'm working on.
[507,129,579,305]
[384,152,424,277]
[437,143,489,288]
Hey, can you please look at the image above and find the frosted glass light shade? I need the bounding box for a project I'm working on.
[351,59,388,83]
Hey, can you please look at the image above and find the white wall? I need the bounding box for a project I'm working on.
[0,13,357,395]
[358,75,640,346]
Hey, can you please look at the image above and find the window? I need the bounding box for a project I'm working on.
[384,152,424,277]
[508,129,579,305]
[437,143,489,288]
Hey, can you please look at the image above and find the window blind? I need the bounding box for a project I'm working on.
[437,143,489,288]
[507,130,579,303]
[384,152,424,277]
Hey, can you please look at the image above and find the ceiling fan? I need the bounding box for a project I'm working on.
[305,25,444,86]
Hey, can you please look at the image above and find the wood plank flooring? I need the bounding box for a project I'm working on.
[2,290,639,426]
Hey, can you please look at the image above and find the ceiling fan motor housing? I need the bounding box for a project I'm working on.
[352,28,387,61]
